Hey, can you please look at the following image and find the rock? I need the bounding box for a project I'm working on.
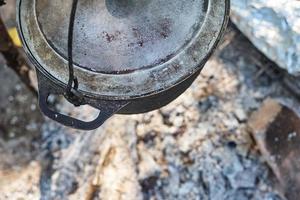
[248,99,300,200]
[231,0,300,74]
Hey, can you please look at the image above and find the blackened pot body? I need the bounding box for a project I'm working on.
[118,70,201,114]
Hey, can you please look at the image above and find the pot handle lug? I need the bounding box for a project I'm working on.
[36,71,129,130]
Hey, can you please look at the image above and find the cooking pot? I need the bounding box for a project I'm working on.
[17,0,230,130]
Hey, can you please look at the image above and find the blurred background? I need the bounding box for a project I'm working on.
[0,0,300,200]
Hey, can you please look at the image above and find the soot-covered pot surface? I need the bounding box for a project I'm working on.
[17,0,230,130]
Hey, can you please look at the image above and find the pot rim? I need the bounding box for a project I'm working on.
[17,0,230,101]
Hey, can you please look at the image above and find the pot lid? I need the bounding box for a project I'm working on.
[18,0,229,100]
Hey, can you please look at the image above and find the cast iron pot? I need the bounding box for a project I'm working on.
[17,0,230,130]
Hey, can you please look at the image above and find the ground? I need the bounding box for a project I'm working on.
[0,2,296,199]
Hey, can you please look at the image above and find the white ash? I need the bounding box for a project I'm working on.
[0,26,292,199]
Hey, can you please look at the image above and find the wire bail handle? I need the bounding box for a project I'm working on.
[65,0,84,107]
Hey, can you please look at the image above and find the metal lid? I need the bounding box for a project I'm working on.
[18,0,229,100]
